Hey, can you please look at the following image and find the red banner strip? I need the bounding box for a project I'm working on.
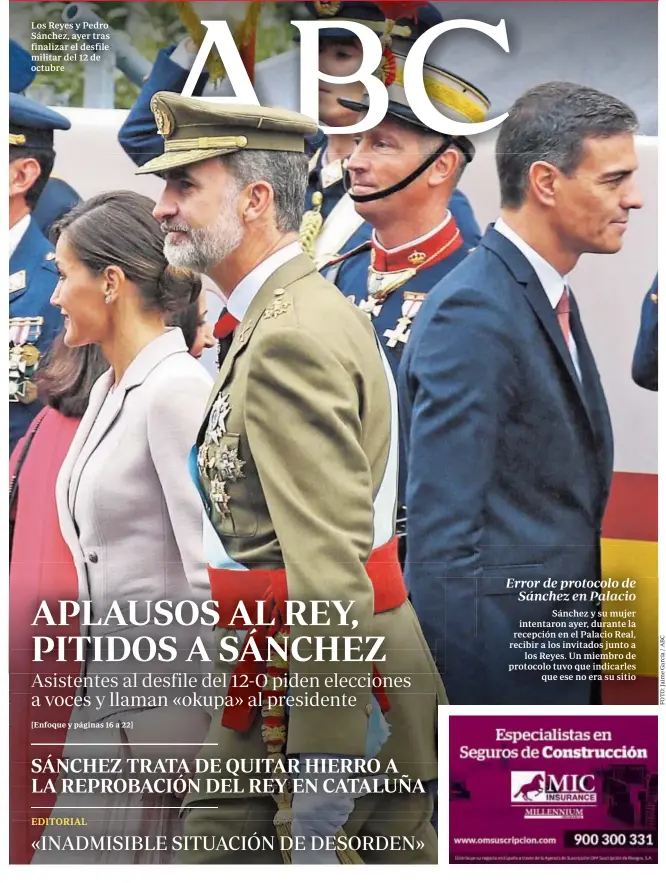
[602,471,657,543]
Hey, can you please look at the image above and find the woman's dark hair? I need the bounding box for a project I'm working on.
[35,332,109,418]
[51,190,200,313]
[168,298,201,354]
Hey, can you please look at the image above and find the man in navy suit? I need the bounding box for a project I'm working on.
[9,94,68,453]
[399,82,643,705]
[632,275,658,391]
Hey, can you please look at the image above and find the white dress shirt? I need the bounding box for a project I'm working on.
[494,217,580,378]
[9,214,31,260]
[226,241,303,322]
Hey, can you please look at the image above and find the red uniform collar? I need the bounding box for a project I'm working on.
[371,212,462,273]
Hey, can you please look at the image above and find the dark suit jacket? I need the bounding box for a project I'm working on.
[398,225,614,705]
[631,274,658,391]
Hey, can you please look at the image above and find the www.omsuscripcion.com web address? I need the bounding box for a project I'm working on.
[452,837,557,846]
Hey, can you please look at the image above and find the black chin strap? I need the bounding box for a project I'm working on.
[345,136,453,204]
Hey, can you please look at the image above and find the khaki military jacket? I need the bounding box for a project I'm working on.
[191,252,444,798]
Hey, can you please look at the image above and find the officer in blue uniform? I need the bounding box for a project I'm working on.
[328,59,489,377]
[9,40,80,236]
[632,274,658,390]
[9,94,68,453]
[298,1,481,260]
[324,52,489,565]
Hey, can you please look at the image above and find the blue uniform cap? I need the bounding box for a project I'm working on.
[9,92,71,151]
[299,1,442,41]
[9,40,35,93]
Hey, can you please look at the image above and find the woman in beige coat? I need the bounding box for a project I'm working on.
[38,191,213,863]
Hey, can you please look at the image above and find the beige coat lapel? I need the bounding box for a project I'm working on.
[62,329,188,522]
[56,371,114,558]
[204,253,317,416]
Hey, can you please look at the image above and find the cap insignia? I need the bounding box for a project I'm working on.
[151,99,173,137]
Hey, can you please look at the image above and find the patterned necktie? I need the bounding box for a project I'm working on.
[556,286,571,347]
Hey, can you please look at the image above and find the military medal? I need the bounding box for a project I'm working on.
[216,444,245,481]
[9,316,43,403]
[208,397,221,438]
[198,389,246,521]
[20,343,40,367]
[403,292,426,316]
[211,391,231,433]
[17,380,38,404]
[358,294,384,317]
[383,318,412,349]
[383,292,426,350]
[209,478,231,517]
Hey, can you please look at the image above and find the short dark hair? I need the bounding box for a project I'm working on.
[51,190,201,313]
[9,145,54,209]
[496,82,639,209]
[35,332,108,418]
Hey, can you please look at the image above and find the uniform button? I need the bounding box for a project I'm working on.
[88,552,99,563]
[365,703,373,716]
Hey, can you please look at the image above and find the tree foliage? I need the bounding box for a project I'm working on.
[11,1,299,108]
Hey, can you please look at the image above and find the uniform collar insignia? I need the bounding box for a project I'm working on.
[9,270,27,293]
[371,212,462,274]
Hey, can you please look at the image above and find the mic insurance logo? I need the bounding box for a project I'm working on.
[511,771,597,805]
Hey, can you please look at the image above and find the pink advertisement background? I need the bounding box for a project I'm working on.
[449,715,658,863]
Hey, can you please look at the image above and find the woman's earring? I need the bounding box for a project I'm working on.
[104,292,112,304]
